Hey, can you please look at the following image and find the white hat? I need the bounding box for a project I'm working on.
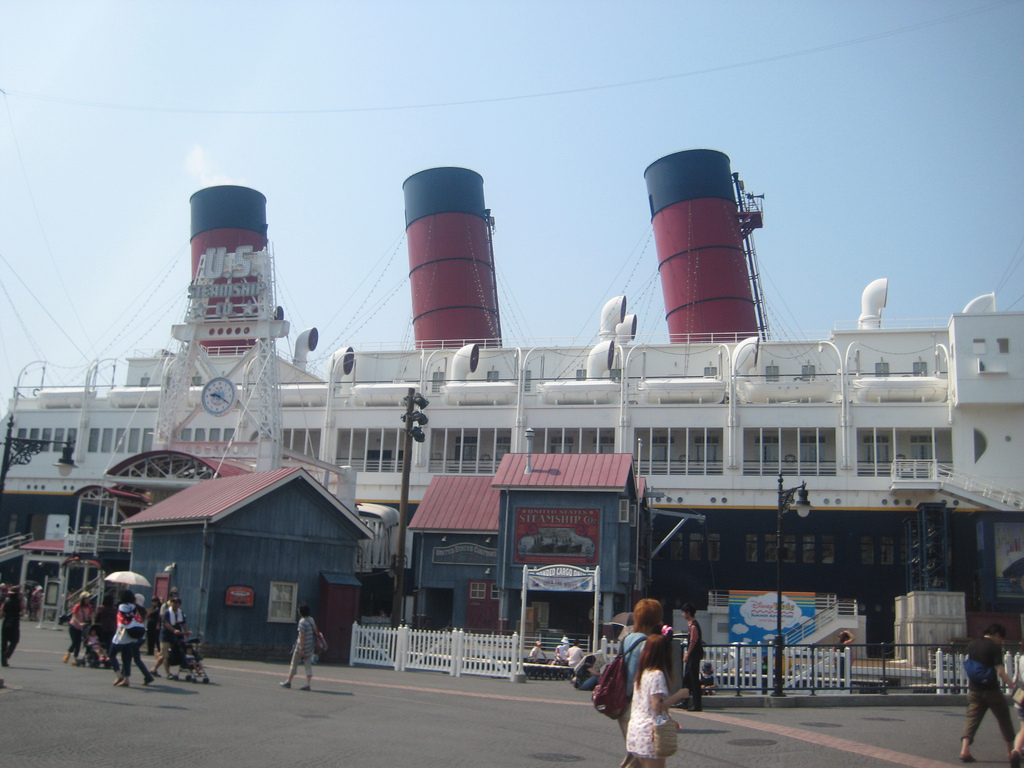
[560,636,570,644]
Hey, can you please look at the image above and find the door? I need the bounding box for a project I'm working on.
[465,580,499,633]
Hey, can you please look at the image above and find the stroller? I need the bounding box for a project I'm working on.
[168,634,209,683]
[82,625,111,669]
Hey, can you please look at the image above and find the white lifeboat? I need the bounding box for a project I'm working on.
[538,341,619,405]
[636,378,726,404]
[739,378,835,404]
[107,386,161,408]
[352,383,414,407]
[37,388,91,409]
[851,375,948,403]
[280,384,328,407]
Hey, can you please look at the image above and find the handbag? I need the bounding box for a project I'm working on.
[592,637,643,719]
[653,719,678,757]
[315,631,328,653]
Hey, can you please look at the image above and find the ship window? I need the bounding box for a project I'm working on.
[998,338,1010,354]
[576,369,586,380]
[909,434,933,460]
[745,534,758,563]
[801,365,816,380]
[68,428,78,448]
[209,428,221,442]
[973,429,987,462]
[52,428,65,451]
[703,366,717,377]
[41,428,52,444]
[802,535,815,563]
[912,361,928,376]
[141,428,153,452]
[861,536,875,565]
[707,533,720,561]
[610,367,621,382]
[821,535,835,564]
[431,371,444,394]
[874,362,889,377]
[880,536,894,565]
[495,434,511,459]
[761,433,779,462]
[29,428,39,439]
[128,428,140,453]
[223,428,235,442]
[524,370,532,392]
[765,534,777,563]
[179,428,192,441]
[765,365,779,383]
[194,428,206,442]
[598,432,615,454]
[486,370,500,381]
[689,533,703,561]
[115,428,126,453]
[87,429,100,453]
[101,428,113,453]
[140,376,150,387]
[192,375,202,386]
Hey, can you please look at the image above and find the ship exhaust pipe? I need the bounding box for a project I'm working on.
[644,150,759,341]
[403,167,502,350]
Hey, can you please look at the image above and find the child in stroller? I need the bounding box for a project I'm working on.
[82,625,110,669]
[167,634,209,683]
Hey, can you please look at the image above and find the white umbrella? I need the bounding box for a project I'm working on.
[104,571,151,587]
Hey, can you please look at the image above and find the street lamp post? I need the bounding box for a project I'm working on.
[772,472,812,698]
[0,414,78,523]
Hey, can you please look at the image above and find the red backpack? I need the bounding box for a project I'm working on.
[592,636,643,719]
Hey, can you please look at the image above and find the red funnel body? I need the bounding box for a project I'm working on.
[645,150,758,341]
[189,186,268,351]
[404,168,501,349]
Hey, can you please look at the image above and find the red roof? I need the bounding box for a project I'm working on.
[20,539,65,553]
[122,467,371,537]
[409,475,500,532]
[106,450,250,478]
[492,453,636,491]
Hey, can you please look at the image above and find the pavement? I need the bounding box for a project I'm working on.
[0,624,1012,768]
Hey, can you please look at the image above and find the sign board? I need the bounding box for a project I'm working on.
[225,585,255,607]
[432,542,497,566]
[995,523,1024,599]
[513,507,599,565]
[526,565,597,593]
[727,590,816,644]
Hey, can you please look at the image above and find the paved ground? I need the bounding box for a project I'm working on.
[0,625,1013,768]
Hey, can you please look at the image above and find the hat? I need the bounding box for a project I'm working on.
[534,640,542,646]
[9,584,21,593]
[559,636,570,645]
[80,590,92,598]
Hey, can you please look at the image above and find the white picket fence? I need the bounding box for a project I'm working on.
[350,623,521,680]
[935,650,1024,693]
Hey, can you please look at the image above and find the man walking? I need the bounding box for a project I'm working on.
[960,623,1017,763]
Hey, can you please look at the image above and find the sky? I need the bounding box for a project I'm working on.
[1,0,1022,398]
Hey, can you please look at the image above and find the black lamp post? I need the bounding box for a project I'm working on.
[0,414,78,523]
[772,472,812,697]
[392,389,427,628]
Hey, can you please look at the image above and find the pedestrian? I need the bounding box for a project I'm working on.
[94,593,118,651]
[679,602,704,712]
[554,636,571,665]
[617,598,670,768]
[280,603,318,691]
[1010,659,1024,768]
[528,640,548,663]
[110,589,153,687]
[1,584,25,666]
[146,596,162,655]
[626,630,690,767]
[64,592,94,665]
[959,623,1018,763]
[29,586,43,620]
[154,595,188,679]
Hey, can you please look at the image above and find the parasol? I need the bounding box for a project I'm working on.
[610,612,634,626]
[104,571,151,587]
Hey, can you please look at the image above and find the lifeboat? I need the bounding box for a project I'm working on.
[107,387,161,408]
[739,378,835,404]
[352,383,414,407]
[636,378,726,404]
[851,375,948,403]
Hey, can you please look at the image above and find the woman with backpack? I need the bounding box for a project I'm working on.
[616,599,671,768]
[627,630,691,767]
[110,590,154,687]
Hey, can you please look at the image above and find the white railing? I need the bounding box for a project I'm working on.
[350,624,520,680]
[785,597,858,645]
[935,650,1024,693]
[936,464,1024,510]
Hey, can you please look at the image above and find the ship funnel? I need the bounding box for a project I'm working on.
[858,278,889,329]
[644,150,758,341]
[189,185,269,351]
[292,328,319,370]
[962,293,997,314]
[403,167,502,349]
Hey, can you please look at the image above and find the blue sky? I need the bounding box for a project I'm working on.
[1,0,1022,397]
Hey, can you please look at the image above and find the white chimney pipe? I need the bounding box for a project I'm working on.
[524,427,535,474]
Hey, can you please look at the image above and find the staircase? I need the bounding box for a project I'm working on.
[784,596,858,645]
[0,533,31,565]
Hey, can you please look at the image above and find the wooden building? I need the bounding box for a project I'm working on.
[124,467,371,661]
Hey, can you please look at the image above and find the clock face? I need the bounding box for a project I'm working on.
[201,377,236,416]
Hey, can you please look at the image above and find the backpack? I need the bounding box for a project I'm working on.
[592,636,643,719]
[965,657,996,686]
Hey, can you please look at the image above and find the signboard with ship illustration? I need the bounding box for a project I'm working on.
[513,507,599,565]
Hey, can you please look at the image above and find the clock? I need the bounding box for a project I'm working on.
[200,377,236,417]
